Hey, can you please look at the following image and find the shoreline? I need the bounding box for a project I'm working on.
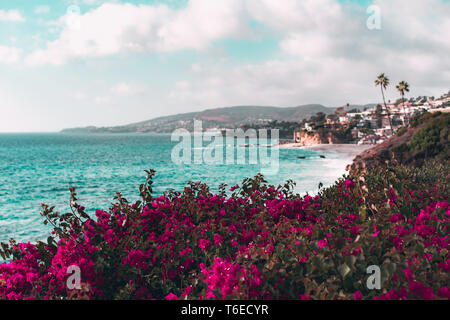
[279,142,373,159]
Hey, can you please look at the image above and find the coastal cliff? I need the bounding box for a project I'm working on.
[348,112,449,175]
[294,130,344,146]
[347,126,416,175]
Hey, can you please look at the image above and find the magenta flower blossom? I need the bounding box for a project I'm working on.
[344,179,355,189]
[409,281,434,300]
[198,239,210,252]
[353,290,363,300]
[1,167,448,300]
[165,293,178,300]
[213,234,223,246]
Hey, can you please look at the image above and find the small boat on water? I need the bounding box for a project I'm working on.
[297,155,326,160]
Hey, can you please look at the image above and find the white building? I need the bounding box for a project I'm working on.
[339,116,349,123]
[304,123,313,132]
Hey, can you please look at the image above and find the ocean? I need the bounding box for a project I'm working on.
[0,133,353,243]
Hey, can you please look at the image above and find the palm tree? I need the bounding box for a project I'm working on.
[375,73,393,133]
[396,81,410,125]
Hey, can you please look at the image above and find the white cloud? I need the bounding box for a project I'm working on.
[0,46,22,64]
[94,96,111,104]
[110,82,145,96]
[245,0,347,32]
[26,0,247,66]
[27,0,450,71]
[34,5,51,15]
[0,9,25,22]
[167,51,448,112]
[70,91,88,101]
[280,33,332,58]
[82,0,102,4]
[82,0,117,5]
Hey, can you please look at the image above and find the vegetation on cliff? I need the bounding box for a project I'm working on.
[408,112,449,160]
[349,112,449,174]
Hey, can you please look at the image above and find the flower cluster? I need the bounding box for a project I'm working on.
[0,162,448,300]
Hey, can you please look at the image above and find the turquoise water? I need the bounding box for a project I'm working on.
[0,133,351,242]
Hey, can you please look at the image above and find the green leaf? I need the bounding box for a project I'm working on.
[338,263,351,279]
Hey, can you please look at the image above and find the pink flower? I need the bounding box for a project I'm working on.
[402,268,413,281]
[214,234,223,246]
[344,179,354,189]
[372,224,380,237]
[26,272,37,283]
[409,281,434,300]
[199,258,246,299]
[353,290,363,300]
[198,239,210,252]
[179,248,191,257]
[318,239,328,249]
[165,293,178,300]
[438,287,450,299]
[350,225,359,236]
[181,286,193,298]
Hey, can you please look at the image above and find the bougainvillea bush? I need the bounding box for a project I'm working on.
[1,161,449,300]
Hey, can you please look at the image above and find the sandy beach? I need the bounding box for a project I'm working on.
[279,143,373,159]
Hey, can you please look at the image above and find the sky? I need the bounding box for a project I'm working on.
[0,0,449,132]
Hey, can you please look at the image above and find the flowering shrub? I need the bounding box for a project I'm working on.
[1,162,449,300]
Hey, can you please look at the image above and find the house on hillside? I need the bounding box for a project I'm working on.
[357,134,378,145]
[398,102,412,109]
[326,118,336,125]
[304,123,313,132]
[351,128,360,139]
[339,116,349,123]
[381,116,392,128]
